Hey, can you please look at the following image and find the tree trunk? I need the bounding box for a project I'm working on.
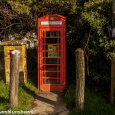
[75,48,85,111]
[9,50,20,107]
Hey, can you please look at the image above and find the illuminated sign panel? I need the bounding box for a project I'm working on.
[48,45,58,57]
[41,21,62,25]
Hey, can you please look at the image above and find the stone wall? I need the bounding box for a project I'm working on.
[3,31,38,49]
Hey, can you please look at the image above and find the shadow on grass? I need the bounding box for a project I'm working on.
[0,96,9,103]
[21,85,36,97]
[0,70,5,82]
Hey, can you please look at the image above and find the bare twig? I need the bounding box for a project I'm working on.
[84,27,92,52]
[83,19,111,76]
[84,51,90,76]
[0,23,21,34]
[97,19,112,29]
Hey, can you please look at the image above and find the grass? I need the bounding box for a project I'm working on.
[0,49,4,52]
[65,85,115,115]
[0,71,38,115]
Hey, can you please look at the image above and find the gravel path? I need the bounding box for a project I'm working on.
[30,92,69,115]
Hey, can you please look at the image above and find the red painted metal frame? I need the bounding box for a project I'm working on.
[38,14,66,92]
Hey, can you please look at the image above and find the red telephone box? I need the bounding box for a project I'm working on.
[38,14,66,92]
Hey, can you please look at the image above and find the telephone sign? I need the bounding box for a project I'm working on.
[41,21,62,25]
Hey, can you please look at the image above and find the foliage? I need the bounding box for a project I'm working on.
[0,49,5,71]
[7,0,31,15]
[66,20,90,87]
[7,0,77,14]
[27,49,37,86]
[65,85,115,115]
[66,0,113,86]
[79,0,112,58]
[81,0,112,85]
[0,0,79,40]
[0,49,4,60]
[82,0,113,58]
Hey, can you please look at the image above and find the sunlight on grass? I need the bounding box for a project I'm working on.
[0,72,38,115]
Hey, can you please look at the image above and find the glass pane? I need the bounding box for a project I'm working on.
[43,72,60,77]
[59,38,60,43]
[43,59,60,64]
[59,31,60,37]
[46,31,50,37]
[43,65,58,71]
[46,79,57,84]
[43,44,46,50]
[46,38,57,43]
[46,59,57,64]
[43,45,60,51]
[43,78,45,84]
[57,59,60,64]
[43,59,57,64]
[57,80,60,84]
[57,72,60,78]
[48,52,58,57]
[46,72,57,77]
[58,65,60,71]
[43,38,60,44]
[46,31,57,37]
[43,52,60,57]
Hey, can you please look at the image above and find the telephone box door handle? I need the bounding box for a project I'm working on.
[40,56,42,59]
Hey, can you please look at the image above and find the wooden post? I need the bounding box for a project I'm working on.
[111,0,115,104]
[9,50,20,107]
[75,48,85,111]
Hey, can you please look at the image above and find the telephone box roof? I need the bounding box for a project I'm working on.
[38,14,66,20]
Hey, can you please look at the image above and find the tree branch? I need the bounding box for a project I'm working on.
[84,51,90,76]
[84,27,92,52]
[0,23,21,34]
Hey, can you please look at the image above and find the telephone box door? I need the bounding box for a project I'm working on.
[39,28,64,91]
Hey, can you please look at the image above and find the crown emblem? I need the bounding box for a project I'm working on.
[50,17,54,20]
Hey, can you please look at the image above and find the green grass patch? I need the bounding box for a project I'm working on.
[0,49,4,52]
[0,72,38,115]
[65,85,115,115]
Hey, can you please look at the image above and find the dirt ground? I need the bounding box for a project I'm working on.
[30,92,69,115]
